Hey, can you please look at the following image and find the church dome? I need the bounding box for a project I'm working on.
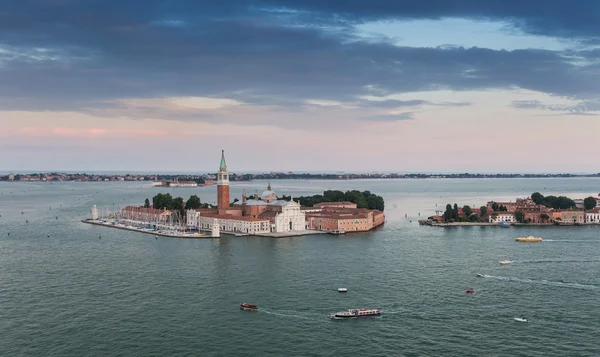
[261,183,277,202]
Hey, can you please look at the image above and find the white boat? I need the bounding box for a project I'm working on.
[331,308,380,318]
[514,317,528,323]
[338,288,348,293]
[500,260,512,264]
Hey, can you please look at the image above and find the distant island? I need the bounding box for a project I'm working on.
[421,192,600,226]
[2,172,600,182]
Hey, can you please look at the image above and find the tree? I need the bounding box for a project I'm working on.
[444,204,453,222]
[452,204,459,220]
[186,195,202,209]
[491,202,499,211]
[515,211,525,223]
[479,206,487,217]
[144,198,150,208]
[584,196,597,210]
[540,213,550,222]
[531,192,544,205]
[462,205,472,217]
[230,198,239,207]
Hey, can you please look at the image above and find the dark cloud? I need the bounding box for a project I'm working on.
[1,0,600,121]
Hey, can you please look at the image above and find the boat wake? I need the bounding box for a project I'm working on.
[543,239,599,243]
[478,274,599,290]
[514,259,600,264]
[260,309,321,321]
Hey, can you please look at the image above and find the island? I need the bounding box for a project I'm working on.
[420,192,600,226]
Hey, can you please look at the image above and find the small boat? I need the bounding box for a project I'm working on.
[465,289,475,293]
[240,303,259,311]
[500,260,512,264]
[331,308,380,318]
[516,236,543,242]
[514,317,528,323]
[338,288,348,293]
[498,221,510,228]
[476,274,485,278]
[328,229,346,235]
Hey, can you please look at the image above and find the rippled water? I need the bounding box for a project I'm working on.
[1,178,599,356]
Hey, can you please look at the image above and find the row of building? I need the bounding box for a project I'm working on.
[117,151,385,235]
[487,197,600,224]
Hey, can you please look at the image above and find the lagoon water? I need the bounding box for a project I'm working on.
[1,178,600,356]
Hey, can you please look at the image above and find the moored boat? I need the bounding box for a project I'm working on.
[328,229,346,235]
[516,236,543,242]
[240,303,259,311]
[498,221,510,228]
[330,308,380,318]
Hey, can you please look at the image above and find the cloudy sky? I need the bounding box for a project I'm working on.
[1,0,600,173]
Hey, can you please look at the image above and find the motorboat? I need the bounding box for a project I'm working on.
[516,236,543,242]
[330,308,381,319]
[338,288,348,293]
[240,303,259,311]
[328,229,346,235]
[498,221,510,228]
[465,289,475,293]
[500,260,512,264]
[514,317,528,323]
[476,274,485,278]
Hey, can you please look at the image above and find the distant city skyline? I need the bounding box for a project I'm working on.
[1,1,600,171]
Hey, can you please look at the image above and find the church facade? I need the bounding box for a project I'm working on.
[187,150,307,234]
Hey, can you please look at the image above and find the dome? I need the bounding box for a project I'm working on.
[261,183,277,202]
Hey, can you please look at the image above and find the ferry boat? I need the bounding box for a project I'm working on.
[515,236,543,242]
[330,308,381,319]
[240,303,259,311]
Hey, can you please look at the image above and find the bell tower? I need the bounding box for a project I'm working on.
[217,150,230,214]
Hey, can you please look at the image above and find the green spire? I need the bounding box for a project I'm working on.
[220,150,227,170]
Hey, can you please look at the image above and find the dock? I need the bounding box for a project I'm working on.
[82,219,214,239]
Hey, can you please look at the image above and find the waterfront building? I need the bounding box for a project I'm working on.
[120,206,172,224]
[197,213,270,234]
[488,212,516,223]
[561,210,585,224]
[305,205,385,232]
[585,208,600,223]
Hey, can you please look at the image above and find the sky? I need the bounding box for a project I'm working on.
[1,0,600,173]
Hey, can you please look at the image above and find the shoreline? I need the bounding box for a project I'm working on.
[82,219,213,239]
[418,220,600,227]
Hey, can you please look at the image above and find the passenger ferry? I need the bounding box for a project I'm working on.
[330,308,381,319]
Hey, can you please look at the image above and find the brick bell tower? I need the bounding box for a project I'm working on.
[217,150,230,214]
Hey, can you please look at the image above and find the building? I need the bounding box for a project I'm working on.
[8,173,14,181]
[560,210,585,224]
[120,206,172,223]
[585,208,600,223]
[217,150,230,214]
[305,205,385,232]
[314,202,357,209]
[192,151,307,234]
[489,212,516,223]
[198,213,270,234]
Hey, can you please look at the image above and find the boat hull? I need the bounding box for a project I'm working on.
[331,312,380,318]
